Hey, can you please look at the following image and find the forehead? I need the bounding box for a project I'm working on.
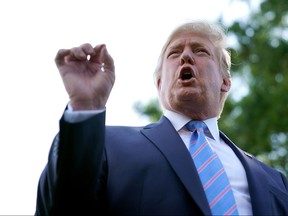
[167,32,215,50]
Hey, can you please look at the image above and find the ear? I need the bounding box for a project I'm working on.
[157,78,162,91]
[221,78,231,92]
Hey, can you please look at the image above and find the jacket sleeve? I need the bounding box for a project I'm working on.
[35,111,106,215]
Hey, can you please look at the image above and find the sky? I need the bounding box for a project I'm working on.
[0,0,252,214]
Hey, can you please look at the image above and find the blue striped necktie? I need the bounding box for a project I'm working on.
[186,121,239,215]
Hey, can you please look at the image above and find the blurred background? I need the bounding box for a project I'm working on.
[135,0,288,174]
[0,0,287,214]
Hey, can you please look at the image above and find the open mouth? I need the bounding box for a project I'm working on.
[181,72,193,80]
[180,67,194,81]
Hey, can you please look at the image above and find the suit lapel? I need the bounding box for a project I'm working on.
[220,132,272,215]
[141,116,211,215]
[141,118,274,215]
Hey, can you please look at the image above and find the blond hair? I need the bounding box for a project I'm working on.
[154,20,231,117]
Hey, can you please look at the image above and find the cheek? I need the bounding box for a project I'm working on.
[206,79,223,99]
[158,76,174,101]
[202,64,222,86]
[159,82,170,100]
[160,71,173,88]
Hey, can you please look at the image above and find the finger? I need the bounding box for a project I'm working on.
[70,46,87,61]
[90,44,106,64]
[80,43,96,57]
[100,45,115,73]
[55,49,70,67]
[66,43,95,62]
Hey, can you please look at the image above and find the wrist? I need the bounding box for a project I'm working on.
[70,100,105,111]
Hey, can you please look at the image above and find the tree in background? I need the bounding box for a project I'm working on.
[134,0,288,175]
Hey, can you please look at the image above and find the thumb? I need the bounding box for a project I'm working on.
[99,45,115,72]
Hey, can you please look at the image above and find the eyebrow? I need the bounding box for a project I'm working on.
[168,41,208,51]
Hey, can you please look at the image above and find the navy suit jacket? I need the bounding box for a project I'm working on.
[36,111,288,215]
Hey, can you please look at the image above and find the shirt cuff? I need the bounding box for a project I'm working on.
[63,103,105,123]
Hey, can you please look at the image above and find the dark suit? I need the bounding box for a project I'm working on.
[36,111,288,215]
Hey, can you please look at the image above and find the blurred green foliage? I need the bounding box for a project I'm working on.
[134,0,288,176]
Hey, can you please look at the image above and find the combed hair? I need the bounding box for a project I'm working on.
[154,20,231,117]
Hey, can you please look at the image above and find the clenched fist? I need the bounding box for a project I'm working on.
[55,43,115,110]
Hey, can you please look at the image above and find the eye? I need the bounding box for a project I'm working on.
[167,49,181,58]
[194,48,209,55]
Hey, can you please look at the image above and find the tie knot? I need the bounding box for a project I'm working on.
[185,120,207,132]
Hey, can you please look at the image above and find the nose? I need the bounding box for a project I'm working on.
[180,49,194,65]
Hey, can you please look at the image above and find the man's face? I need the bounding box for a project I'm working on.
[157,32,230,120]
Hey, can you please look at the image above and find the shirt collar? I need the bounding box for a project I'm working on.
[163,109,220,143]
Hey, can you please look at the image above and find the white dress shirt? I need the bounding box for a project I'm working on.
[164,110,252,215]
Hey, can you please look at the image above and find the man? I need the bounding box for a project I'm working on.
[36,21,288,215]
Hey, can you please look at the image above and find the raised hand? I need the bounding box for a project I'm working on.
[55,43,115,110]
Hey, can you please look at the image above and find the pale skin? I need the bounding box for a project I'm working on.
[55,43,115,110]
[55,33,230,118]
[157,33,231,120]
